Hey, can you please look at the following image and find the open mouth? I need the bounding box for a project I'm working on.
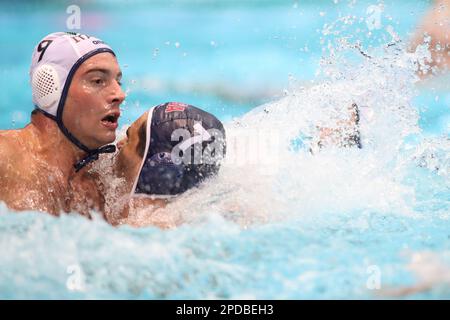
[101,112,120,129]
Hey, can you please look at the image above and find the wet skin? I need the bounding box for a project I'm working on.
[0,52,125,216]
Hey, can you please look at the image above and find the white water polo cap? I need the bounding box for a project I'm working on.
[30,32,115,117]
[29,32,117,172]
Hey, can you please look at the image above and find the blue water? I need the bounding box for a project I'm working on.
[1,0,449,299]
[0,0,442,127]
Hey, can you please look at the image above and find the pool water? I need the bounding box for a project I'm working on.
[0,0,449,299]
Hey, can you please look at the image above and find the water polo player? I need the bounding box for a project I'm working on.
[0,32,125,215]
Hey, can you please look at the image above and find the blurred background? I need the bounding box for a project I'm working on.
[1,0,445,131]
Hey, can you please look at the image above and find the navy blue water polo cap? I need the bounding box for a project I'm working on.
[131,102,226,198]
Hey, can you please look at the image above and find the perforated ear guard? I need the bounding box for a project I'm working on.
[31,64,60,114]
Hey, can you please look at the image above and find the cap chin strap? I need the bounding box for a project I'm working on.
[35,108,117,172]
[54,108,117,172]
[73,144,116,172]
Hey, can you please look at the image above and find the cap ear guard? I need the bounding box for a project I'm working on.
[31,64,60,114]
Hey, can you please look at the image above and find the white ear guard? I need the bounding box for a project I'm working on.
[31,64,60,115]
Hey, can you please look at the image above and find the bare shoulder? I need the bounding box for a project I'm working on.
[0,131,23,205]
[0,131,17,172]
[0,130,30,181]
[0,129,19,146]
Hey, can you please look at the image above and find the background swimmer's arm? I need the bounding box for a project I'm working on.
[312,103,361,151]
[410,0,450,75]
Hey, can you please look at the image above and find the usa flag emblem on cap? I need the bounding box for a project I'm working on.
[165,102,188,113]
